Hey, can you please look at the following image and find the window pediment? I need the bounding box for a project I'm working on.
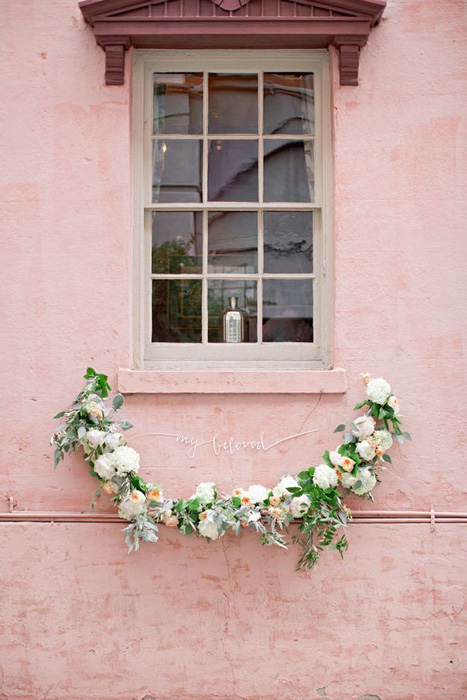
[79,0,385,86]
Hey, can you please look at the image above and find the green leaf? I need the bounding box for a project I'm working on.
[119,420,133,431]
[298,470,310,481]
[333,424,346,433]
[112,393,124,411]
[53,411,66,419]
[175,499,187,513]
[77,426,87,440]
[403,431,412,441]
[232,496,241,508]
[353,401,367,410]
[382,454,392,463]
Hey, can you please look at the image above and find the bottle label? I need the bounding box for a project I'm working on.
[225,312,241,343]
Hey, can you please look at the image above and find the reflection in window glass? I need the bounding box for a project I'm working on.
[263,139,314,202]
[208,211,257,273]
[152,211,202,274]
[153,73,203,134]
[263,279,313,343]
[264,211,313,274]
[152,140,202,203]
[152,279,202,343]
[208,280,257,343]
[208,74,258,134]
[208,140,258,202]
[263,73,314,135]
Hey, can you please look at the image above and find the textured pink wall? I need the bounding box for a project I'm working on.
[1,1,467,698]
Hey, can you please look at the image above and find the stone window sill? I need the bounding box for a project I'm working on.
[117,368,347,395]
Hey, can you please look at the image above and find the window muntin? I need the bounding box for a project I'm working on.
[134,51,332,367]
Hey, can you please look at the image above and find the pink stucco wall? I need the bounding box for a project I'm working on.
[1,1,467,698]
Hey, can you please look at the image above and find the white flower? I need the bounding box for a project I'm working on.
[118,490,147,520]
[198,511,223,540]
[373,429,393,451]
[248,510,261,523]
[388,395,400,414]
[351,415,376,439]
[312,464,338,490]
[94,454,117,480]
[366,377,391,405]
[109,446,140,475]
[289,495,311,517]
[104,432,125,451]
[272,475,300,498]
[329,450,344,467]
[356,440,377,462]
[247,484,270,504]
[195,482,217,505]
[340,472,357,489]
[85,429,107,448]
[352,470,377,496]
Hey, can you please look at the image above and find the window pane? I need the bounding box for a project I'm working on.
[263,211,313,274]
[208,211,257,273]
[152,212,202,274]
[264,73,314,135]
[208,74,258,134]
[208,280,257,343]
[153,73,203,134]
[208,140,258,202]
[152,279,202,342]
[152,140,202,203]
[264,139,314,202]
[263,279,313,343]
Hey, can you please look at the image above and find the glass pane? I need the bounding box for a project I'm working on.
[152,279,202,343]
[264,139,314,202]
[263,212,313,274]
[208,140,258,202]
[208,280,257,343]
[208,74,258,134]
[264,73,314,135]
[153,73,203,134]
[208,211,257,273]
[152,140,202,203]
[152,212,202,274]
[263,279,313,343]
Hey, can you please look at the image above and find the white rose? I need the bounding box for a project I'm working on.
[247,484,270,504]
[94,454,117,480]
[118,490,147,520]
[329,450,344,467]
[109,446,140,475]
[198,513,223,540]
[373,429,393,451]
[356,440,377,462]
[289,495,311,517]
[195,482,217,505]
[387,395,400,414]
[352,470,377,496]
[312,464,338,490]
[351,415,376,439]
[366,377,391,405]
[340,472,357,489]
[85,429,107,448]
[272,475,300,498]
[104,432,125,451]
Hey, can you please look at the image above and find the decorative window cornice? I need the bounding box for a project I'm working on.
[79,0,385,86]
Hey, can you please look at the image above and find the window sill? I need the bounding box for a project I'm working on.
[117,367,347,395]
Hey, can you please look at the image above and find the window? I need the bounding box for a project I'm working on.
[132,50,332,369]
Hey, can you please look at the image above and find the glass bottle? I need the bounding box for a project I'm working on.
[220,296,249,343]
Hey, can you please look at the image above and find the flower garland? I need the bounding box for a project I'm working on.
[51,369,410,571]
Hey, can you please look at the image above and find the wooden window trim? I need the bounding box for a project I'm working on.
[79,0,386,87]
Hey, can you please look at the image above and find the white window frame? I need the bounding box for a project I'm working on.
[132,49,333,370]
